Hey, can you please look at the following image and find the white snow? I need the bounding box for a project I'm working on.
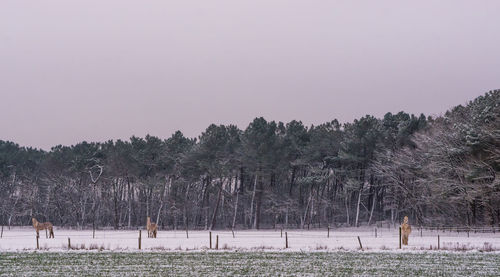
[1,226,499,252]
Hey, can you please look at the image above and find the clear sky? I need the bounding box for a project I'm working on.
[1,1,499,150]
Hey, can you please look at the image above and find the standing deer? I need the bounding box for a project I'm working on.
[32,218,55,238]
[401,216,411,245]
[146,216,158,238]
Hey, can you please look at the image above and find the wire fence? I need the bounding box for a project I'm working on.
[1,226,500,238]
[1,225,499,251]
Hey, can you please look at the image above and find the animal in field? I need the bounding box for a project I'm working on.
[32,217,55,238]
[146,216,158,238]
[401,216,411,245]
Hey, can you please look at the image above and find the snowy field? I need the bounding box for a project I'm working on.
[1,226,500,252]
[2,227,500,276]
[1,251,500,276]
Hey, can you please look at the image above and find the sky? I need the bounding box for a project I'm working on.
[1,1,499,150]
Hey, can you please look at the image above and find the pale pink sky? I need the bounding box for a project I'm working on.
[1,1,499,150]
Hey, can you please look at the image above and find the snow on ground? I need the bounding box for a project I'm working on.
[1,226,499,252]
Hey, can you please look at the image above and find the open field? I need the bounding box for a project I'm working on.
[1,227,499,252]
[1,251,500,276]
[1,227,500,276]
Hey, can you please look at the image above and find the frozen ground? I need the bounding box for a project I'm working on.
[1,226,499,252]
[1,251,499,276]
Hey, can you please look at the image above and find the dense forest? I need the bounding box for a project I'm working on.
[1,91,499,230]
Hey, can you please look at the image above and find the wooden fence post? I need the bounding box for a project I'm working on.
[186,228,189,239]
[93,227,95,239]
[281,228,283,238]
[357,236,363,250]
[328,225,330,238]
[375,228,377,238]
[209,231,212,249]
[216,235,219,250]
[68,238,71,249]
[138,230,142,250]
[36,235,39,250]
[399,227,402,249]
[232,229,235,238]
[285,232,288,248]
[438,235,440,250]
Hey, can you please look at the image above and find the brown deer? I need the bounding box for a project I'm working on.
[32,218,55,238]
[146,216,158,238]
[401,216,411,245]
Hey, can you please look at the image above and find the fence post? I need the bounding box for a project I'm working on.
[281,228,283,238]
[93,227,95,239]
[1,225,3,238]
[232,229,235,238]
[68,238,71,249]
[375,228,377,238]
[437,235,440,250]
[420,226,422,237]
[399,227,402,249]
[216,235,219,250]
[209,231,212,249]
[285,232,288,248]
[186,228,189,239]
[138,230,142,250]
[357,236,363,250]
[36,235,39,250]
[328,225,330,238]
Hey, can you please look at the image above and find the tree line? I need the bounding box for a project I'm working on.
[1,90,498,230]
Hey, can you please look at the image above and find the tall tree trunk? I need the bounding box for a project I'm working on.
[368,188,376,225]
[92,183,97,235]
[301,189,312,229]
[210,180,223,230]
[309,191,314,229]
[289,167,296,196]
[113,179,119,230]
[285,205,289,229]
[202,176,211,230]
[345,192,350,226]
[253,174,263,229]
[249,174,257,228]
[156,177,171,225]
[232,175,240,230]
[220,178,226,228]
[355,188,362,227]
[146,188,150,218]
[196,177,208,227]
[184,183,191,232]
[127,177,132,228]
